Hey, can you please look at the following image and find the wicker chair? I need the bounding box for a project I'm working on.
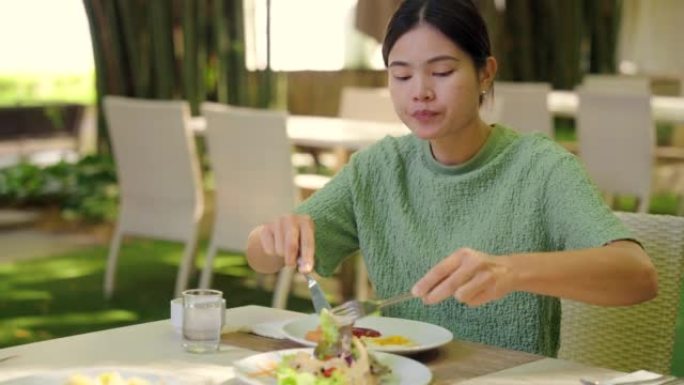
[480,81,553,137]
[102,96,204,299]
[559,212,684,374]
[197,103,329,309]
[575,89,655,213]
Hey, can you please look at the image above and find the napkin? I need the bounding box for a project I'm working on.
[220,305,307,339]
[603,370,664,384]
[250,319,295,339]
[457,358,621,385]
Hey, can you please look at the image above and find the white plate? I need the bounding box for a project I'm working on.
[3,367,209,385]
[234,348,431,385]
[281,314,453,354]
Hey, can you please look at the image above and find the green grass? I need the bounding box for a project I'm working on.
[0,239,312,348]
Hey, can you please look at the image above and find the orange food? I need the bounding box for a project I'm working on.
[364,335,414,346]
[304,328,323,342]
[304,326,413,346]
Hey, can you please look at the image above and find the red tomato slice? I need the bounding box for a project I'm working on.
[351,327,381,338]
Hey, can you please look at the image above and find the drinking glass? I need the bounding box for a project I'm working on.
[182,289,224,353]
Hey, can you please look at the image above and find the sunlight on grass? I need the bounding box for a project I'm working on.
[0,240,308,349]
[212,254,248,268]
[0,263,18,275]
[613,193,679,216]
[650,193,680,215]
[214,266,252,277]
[6,258,103,285]
[6,310,139,328]
[0,290,52,301]
[204,253,251,277]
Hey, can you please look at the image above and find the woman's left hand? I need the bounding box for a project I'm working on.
[411,247,515,307]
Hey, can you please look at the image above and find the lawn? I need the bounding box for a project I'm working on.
[0,239,312,348]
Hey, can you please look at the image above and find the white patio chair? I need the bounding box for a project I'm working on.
[102,96,204,299]
[559,212,684,374]
[198,103,329,309]
[582,74,651,95]
[297,86,400,171]
[480,81,553,137]
[575,88,655,213]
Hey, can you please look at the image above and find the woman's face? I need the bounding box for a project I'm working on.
[387,24,489,141]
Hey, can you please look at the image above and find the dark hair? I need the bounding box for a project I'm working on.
[382,0,492,72]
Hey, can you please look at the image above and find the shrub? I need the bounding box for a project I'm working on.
[0,155,118,222]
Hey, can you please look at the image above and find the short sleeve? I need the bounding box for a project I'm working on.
[543,154,634,250]
[294,162,360,276]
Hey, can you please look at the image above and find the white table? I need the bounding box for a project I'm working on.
[0,306,304,384]
[191,115,410,151]
[549,91,684,124]
[0,305,623,385]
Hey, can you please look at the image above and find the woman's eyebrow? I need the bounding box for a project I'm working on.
[426,55,460,64]
[388,55,460,68]
[388,60,410,68]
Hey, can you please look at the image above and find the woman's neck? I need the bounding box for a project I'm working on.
[429,119,492,166]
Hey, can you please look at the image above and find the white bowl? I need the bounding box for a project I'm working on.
[170,297,183,334]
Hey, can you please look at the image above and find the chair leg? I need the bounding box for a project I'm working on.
[603,192,615,210]
[175,229,199,298]
[272,266,295,309]
[104,226,124,300]
[676,195,684,216]
[338,257,356,300]
[637,196,650,213]
[199,240,218,289]
[355,254,371,301]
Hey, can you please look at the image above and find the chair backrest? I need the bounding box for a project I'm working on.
[575,88,654,208]
[582,74,651,95]
[103,96,203,241]
[338,86,400,123]
[559,212,684,374]
[480,81,553,137]
[201,102,298,252]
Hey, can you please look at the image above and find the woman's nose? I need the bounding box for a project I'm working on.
[412,79,435,101]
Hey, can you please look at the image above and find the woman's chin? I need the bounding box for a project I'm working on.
[410,124,443,140]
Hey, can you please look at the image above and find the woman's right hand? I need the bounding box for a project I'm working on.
[258,214,316,273]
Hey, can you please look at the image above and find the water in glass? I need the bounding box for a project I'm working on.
[182,289,223,353]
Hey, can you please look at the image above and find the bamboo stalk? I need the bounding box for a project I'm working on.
[103,0,129,94]
[213,0,230,104]
[196,0,207,112]
[116,0,149,97]
[228,0,248,106]
[81,0,111,155]
[553,0,583,89]
[149,0,175,99]
[182,0,198,112]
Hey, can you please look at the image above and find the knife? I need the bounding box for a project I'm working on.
[299,259,331,314]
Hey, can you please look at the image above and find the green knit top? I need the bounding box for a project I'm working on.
[295,124,632,356]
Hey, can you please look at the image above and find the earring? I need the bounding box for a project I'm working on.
[480,89,487,95]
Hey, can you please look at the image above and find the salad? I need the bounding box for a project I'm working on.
[276,309,391,385]
[305,326,414,348]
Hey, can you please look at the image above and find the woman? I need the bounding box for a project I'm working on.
[246,0,657,356]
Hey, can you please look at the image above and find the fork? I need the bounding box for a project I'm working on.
[331,291,415,324]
